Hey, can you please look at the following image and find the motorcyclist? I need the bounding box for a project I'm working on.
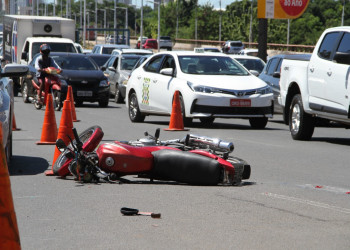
[34,44,61,104]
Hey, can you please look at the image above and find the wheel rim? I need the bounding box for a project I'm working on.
[291,104,301,133]
[22,83,28,100]
[129,95,138,119]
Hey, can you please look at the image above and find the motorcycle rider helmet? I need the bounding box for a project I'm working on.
[40,44,51,56]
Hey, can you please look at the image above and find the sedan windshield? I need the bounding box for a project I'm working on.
[179,55,249,75]
[51,55,98,70]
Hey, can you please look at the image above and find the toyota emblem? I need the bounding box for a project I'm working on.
[237,92,244,97]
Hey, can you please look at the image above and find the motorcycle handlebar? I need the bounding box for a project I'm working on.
[72,128,83,151]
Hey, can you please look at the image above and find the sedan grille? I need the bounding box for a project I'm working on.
[192,104,273,115]
[219,89,258,97]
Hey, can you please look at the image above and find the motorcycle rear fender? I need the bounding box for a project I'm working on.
[189,149,234,172]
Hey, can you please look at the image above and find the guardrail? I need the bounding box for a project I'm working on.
[130,36,315,53]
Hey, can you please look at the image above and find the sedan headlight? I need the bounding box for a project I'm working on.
[256,86,272,95]
[187,81,221,94]
[99,80,108,87]
[60,79,68,87]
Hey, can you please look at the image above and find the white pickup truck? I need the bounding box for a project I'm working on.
[279,26,350,140]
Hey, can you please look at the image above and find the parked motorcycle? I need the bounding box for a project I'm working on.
[53,126,251,185]
[28,67,62,111]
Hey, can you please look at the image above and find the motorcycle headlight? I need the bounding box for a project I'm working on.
[99,80,108,87]
[256,86,272,95]
[187,81,221,94]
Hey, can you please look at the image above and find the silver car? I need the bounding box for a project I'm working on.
[0,64,28,163]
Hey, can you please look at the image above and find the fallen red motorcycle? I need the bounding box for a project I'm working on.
[29,67,62,111]
[53,126,251,185]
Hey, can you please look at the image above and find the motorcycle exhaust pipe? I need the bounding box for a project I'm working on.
[185,134,234,153]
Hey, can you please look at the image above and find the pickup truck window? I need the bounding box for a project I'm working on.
[337,33,350,53]
[318,32,340,60]
[266,58,280,75]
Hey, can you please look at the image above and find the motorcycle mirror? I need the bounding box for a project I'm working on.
[56,139,67,152]
[185,134,190,146]
[154,128,160,140]
[144,131,149,136]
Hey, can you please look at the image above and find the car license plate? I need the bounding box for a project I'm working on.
[77,91,93,97]
[230,99,251,107]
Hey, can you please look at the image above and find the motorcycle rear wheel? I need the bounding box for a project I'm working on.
[53,126,103,176]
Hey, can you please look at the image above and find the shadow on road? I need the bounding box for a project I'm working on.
[311,137,350,146]
[9,155,49,175]
[145,120,283,131]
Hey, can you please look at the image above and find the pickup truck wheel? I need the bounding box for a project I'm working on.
[249,117,268,129]
[289,94,315,140]
[128,92,145,122]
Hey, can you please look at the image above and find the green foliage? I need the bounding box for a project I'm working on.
[67,0,349,45]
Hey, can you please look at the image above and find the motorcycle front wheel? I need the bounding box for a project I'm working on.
[52,126,103,176]
[33,93,42,110]
[52,89,62,111]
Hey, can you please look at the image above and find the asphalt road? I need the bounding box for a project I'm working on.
[8,95,350,250]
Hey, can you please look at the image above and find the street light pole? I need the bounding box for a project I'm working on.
[114,0,117,43]
[83,0,86,47]
[176,0,179,39]
[95,1,98,44]
[140,0,144,50]
[249,0,253,47]
[219,0,222,42]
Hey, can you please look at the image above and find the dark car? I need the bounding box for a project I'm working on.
[101,54,143,103]
[23,52,110,107]
[259,53,311,114]
[87,54,111,68]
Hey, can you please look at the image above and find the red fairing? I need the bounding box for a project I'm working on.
[97,142,181,175]
[97,142,154,175]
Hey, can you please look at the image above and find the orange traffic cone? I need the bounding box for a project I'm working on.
[12,113,20,131]
[66,85,79,122]
[0,123,21,249]
[45,100,74,176]
[36,94,58,145]
[164,91,189,131]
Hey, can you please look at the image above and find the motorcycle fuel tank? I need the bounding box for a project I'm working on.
[96,142,155,175]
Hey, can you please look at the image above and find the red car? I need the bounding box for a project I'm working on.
[142,39,158,50]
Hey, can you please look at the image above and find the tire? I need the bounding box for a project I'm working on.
[52,90,62,111]
[33,93,42,110]
[200,117,215,126]
[98,98,109,107]
[114,84,123,103]
[289,94,315,140]
[75,100,83,107]
[179,95,192,126]
[249,117,268,129]
[22,81,30,103]
[53,126,103,176]
[5,117,13,164]
[128,92,145,122]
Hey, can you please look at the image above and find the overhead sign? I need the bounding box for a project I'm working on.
[258,0,310,19]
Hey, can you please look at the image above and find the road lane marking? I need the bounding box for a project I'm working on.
[299,184,350,194]
[263,192,350,214]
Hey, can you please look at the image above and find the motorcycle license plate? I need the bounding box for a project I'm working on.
[77,91,93,97]
[230,99,251,107]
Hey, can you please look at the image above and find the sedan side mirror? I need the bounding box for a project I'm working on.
[108,66,116,72]
[160,68,174,77]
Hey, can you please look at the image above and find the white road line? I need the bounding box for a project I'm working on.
[263,192,350,214]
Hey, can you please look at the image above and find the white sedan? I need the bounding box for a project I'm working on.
[126,51,274,128]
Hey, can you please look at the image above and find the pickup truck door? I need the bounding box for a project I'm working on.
[308,31,350,116]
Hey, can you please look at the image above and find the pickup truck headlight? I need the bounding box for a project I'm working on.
[99,80,108,87]
[256,86,272,95]
[187,81,221,94]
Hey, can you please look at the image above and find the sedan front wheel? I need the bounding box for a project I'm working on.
[128,92,145,122]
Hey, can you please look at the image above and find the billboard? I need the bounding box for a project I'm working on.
[258,0,310,19]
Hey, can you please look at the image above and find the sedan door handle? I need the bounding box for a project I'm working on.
[327,70,332,76]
